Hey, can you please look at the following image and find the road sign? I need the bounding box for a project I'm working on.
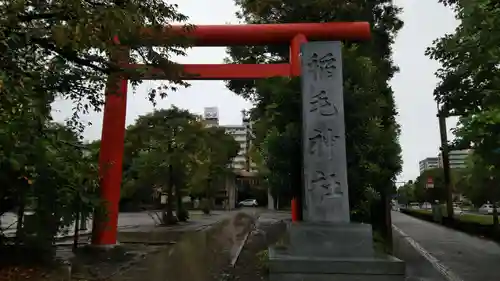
[426,177,434,189]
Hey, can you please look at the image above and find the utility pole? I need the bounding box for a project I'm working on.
[437,103,454,220]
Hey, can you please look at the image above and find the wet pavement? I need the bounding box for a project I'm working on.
[111,211,258,281]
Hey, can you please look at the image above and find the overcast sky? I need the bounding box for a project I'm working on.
[51,0,459,182]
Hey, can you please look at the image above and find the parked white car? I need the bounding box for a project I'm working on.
[238,199,258,207]
[421,202,432,210]
[409,202,420,209]
[479,204,494,215]
[453,206,464,215]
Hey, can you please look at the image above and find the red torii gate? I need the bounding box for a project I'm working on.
[93,22,371,245]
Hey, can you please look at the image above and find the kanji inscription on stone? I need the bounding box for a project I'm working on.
[306,52,337,81]
[309,170,343,202]
[309,89,339,116]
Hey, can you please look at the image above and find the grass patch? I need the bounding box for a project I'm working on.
[255,249,269,272]
[455,213,493,225]
[409,209,494,225]
[402,208,500,243]
[409,209,432,216]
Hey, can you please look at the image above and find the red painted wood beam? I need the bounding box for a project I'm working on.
[125,63,292,80]
[140,22,371,46]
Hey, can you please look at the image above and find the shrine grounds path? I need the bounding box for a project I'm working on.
[392,211,500,281]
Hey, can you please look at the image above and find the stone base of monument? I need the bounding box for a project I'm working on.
[268,222,405,281]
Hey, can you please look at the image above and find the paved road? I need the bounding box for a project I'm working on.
[392,211,500,281]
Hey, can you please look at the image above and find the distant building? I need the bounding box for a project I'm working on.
[419,157,439,174]
[439,149,471,170]
[419,149,472,174]
[223,124,248,170]
[202,107,256,172]
[203,107,219,127]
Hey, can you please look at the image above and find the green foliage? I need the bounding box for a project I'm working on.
[255,249,269,272]
[413,168,449,203]
[0,0,194,260]
[200,198,211,215]
[397,181,415,205]
[427,0,500,117]
[120,107,239,219]
[190,126,240,198]
[0,0,193,130]
[455,153,499,207]
[0,121,99,259]
[226,0,403,225]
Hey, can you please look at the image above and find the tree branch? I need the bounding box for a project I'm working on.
[30,36,110,74]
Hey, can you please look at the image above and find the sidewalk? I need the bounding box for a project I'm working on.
[392,227,448,281]
[1,210,220,241]
[1,214,141,240]
[116,209,246,243]
[393,211,500,281]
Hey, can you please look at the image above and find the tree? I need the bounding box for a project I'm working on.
[456,154,494,208]
[121,107,239,219]
[0,0,195,264]
[1,1,192,123]
[123,107,199,224]
[0,121,100,261]
[414,168,448,203]
[189,126,239,213]
[397,181,415,206]
[427,0,500,228]
[226,0,403,248]
[426,0,500,117]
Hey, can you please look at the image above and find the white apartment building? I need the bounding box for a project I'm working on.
[419,149,472,174]
[203,107,256,172]
[419,157,439,174]
[223,125,249,170]
[438,149,471,170]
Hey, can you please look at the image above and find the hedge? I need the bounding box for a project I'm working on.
[400,209,500,242]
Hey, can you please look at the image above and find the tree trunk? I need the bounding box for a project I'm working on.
[163,163,176,225]
[79,213,87,230]
[493,204,499,231]
[73,207,80,252]
[202,177,212,215]
[267,188,274,210]
[381,189,393,254]
[15,193,26,246]
[175,181,188,222]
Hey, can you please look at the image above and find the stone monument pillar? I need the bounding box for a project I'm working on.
[301,41,350,223]
[268,41,405,281]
